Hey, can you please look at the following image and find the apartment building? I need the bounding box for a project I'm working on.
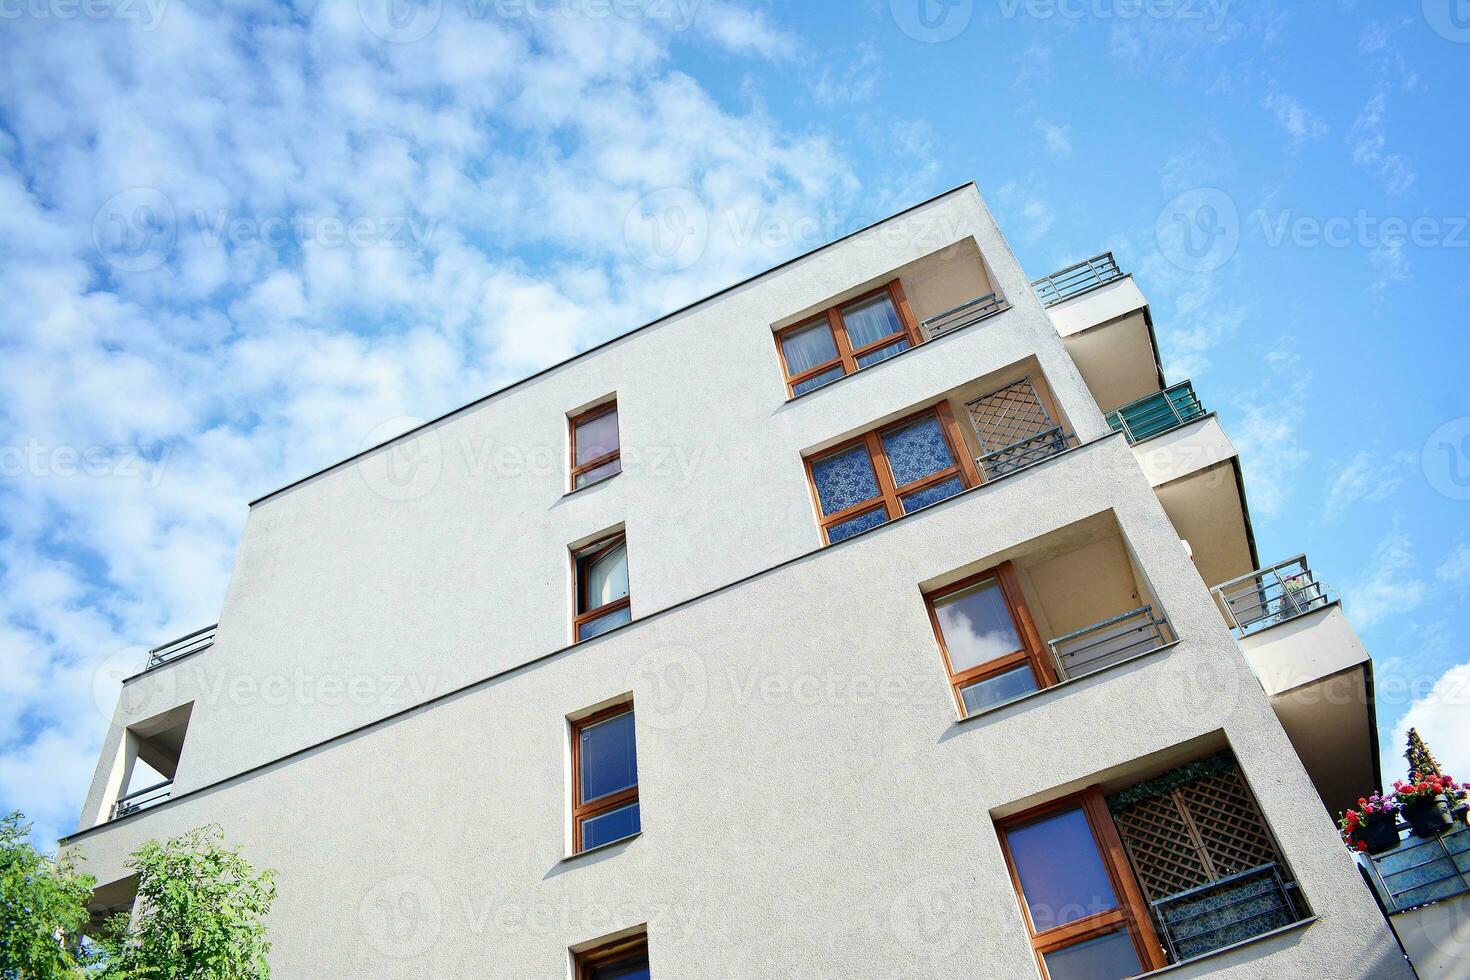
[63,183,1409,978]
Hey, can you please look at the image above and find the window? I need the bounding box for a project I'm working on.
[576,933,649,979]
[571,704,640,853]
[574,533,631,641]
[924,562,1057,716]
[570,401,621,490]
[998,790,1166,979]
[774,282,922,397]
[805,405,978,545]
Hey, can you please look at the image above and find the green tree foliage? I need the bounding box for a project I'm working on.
[92,824,276,980]
[0,811,95,979]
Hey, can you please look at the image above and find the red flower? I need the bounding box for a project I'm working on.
[1356,840,1369,852]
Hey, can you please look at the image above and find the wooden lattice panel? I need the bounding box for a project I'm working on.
[1111,760,1287,904]
[1181,770,1282,878]
[965,379,1053,455]
[1114,795,1213,902]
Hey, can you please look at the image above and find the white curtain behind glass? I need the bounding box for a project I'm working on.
[841,296,901,348]
[586,542,629,608]
[780,322,838,374]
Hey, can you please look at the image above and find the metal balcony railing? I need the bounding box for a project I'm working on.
[976,427,1074,480]
[1049,604,1172,680]
[1151,863,1299,963]
[919,292,1011,341]
[1031,251,1123,307]
[1106,381,1207,444]
[146,624,216,671]
[110,779,173,820]
[1213,557,1333,637]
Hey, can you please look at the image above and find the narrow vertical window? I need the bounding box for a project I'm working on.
[571,704,640,853]
[576,933,650,979]
[925,562,1057,716]
[574,533,631,641]
[570,401,621,490]
[774,281,921,397]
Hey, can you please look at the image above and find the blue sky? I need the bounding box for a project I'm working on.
[1,0,1466,848]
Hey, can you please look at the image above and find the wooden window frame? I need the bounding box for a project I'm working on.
[803,404,981,544]
[997,789,1167,978]
[774,281,923,397]
[569,400,621,491]
[573,533,631,642]
[575,930,649,979]
[924,560,1058,716]
[570,702,639,855]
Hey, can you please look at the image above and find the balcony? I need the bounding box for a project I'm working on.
[1105,380,1206,444]
[110,778,172,820]
[145,623,216,671]
[1213,557,1377,817]
[1357,814,1470,978]
[1031,250,1124,307]
[1049,604,1172,681]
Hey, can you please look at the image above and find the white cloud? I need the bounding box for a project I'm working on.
[993,181,1056,246]
[1323,448,1409,521]
[0,3,856,845]
[1344,524,1429,633]
[1225,346,1309,518]
[1349,90,1416,196]
[1437,542,1470,594]
[1037,121,1073,158]
[1385,662,1470,783]
[1262,91,1327,145]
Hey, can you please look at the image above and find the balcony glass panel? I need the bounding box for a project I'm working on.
[811,444,881,516]
[880,415,955,486]
[1105,381,1206,444]
[1041,930,1142,980]
[1007,806,1119,931]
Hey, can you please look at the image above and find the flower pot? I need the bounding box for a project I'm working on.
[1403,795,1455,836]
[1355,810,1401,853]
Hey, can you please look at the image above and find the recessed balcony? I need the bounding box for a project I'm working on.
[1213,557,1377,817]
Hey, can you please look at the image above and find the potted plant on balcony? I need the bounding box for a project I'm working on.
[1339,793,1402,854]
[1273,575,1318,621]
[1392,773,1466,837]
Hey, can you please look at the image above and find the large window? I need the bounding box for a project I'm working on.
[574,533,631,641]
[925,562,1058,716]
[998,790,1166,979]
[804,405,978,544]
[775,282,922,397]
[571,703,640,853]
[576,932,649,979]
[570,401,621,490]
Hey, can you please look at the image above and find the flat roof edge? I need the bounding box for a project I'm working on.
[247,181,980,508]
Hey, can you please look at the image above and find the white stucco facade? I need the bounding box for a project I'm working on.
[63,184,1413,979]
